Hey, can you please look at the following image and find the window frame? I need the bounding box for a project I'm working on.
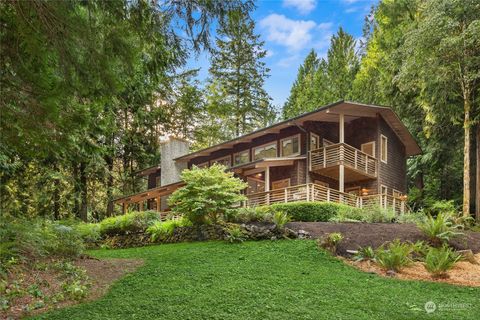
[361,141,376,157]
[210,155,231,167]
[380,134,388,163]
[233,150,250,166]
[310,133,320,151]
[280,134,301,157]
[252,142,278,161]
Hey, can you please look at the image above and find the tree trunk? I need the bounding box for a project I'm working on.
[476,125,480,221]
[106,154,114,217]
[79,162,88,222]
[72,163,80,217]
[462,103,471,217]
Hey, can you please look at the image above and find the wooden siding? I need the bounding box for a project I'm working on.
[377,115,407,194]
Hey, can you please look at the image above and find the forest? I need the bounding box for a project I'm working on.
[1,0,479,222]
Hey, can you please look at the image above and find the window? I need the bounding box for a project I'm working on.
[361,141,376,157]
[380,134,388,163]
[380,185,388,194]
[211,156,231,167]
[253,142,277,161]
[272,178,290,190]
[280,135,300,156]
[233,150,249,166]
[310,133,320,151]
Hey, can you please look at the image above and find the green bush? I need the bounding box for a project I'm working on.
[375,239,413,272]
[395,210,427,224]
[331,205,396,223]
[317,232,343,254]
[99,211,160,236]
[270,202,356,222]
[146,217,192,242]
[230,207,273,223]
[168,164,247,224]
[354,246,376,262]
[75,223,101,243]
[417,212,463,246]
[272,211,290,229]
[423,200,457,217]
[424,245,461,278]
[225,224,247,243]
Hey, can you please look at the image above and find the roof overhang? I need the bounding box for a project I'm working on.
[114,181,184,205]
[135,165,161,177]
[231,156,306,175]
[175,101,421,161]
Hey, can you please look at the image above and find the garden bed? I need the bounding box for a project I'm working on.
[342,253,480,287]
[287,222,480,255]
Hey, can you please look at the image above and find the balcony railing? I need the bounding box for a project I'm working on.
[246,183,406,215]
[309,143,377,177]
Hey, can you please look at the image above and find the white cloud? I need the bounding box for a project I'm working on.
[277,54,301,68]
[265,50,274,58]
[259,14,317,52]
[283,0,316,15]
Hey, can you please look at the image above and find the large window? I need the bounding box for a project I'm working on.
[233,150,249,166]
[211,156,231,167]
[280,135,300,157]
[253,142,277,161]
[380,134,388,163]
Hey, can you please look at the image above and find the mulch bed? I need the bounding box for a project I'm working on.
[287,222,480,255]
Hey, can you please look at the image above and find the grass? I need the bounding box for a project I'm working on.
[33,241,479,320]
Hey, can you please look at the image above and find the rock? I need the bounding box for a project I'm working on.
[457,250,478,264]
[297,229,310,239]
[386,270,396,277]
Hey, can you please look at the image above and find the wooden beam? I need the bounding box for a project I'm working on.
[243,167,265,176]
[265,166,270,192]
[339,113,345,143]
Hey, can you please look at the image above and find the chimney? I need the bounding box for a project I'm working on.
[160,136,189,186]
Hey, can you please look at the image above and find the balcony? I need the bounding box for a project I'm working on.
[246,183,406,215]
[309,143,377,182]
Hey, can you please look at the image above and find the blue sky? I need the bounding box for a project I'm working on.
[186,0,377,110]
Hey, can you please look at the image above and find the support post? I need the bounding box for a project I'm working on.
[156,197,161,212]
[284,188,288,203]
[122,203,127,214]
[339,113,345,194]
[306,184,310,202]
[265,167,270,205]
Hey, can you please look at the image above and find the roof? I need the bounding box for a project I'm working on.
[175,101,422,161]
[134,165,161,177]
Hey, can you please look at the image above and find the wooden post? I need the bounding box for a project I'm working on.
[339,113,345,193]
[327,188,331,202]
[306,184,310,202]
[323,148,327,167]
[284,188,288,203]
[156,197,161,212]
[265,167,270,205]
[354,150,358,169]
[122,203,127,214]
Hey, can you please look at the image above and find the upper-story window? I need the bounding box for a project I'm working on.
[211,155,231,167]
[253,142,277,161]
[380,134,388,163]
[310,133,320,151]
[281,134,300,157]
[233,150,249,166]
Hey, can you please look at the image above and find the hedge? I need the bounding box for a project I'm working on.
[269,201,361,222]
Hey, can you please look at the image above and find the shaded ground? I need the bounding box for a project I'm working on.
[287,222,480,255]
[342,253,480,287]
[2,258,143,319]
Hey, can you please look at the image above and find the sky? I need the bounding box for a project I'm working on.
[186,0,377,110]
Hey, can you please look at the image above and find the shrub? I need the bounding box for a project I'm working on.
[424,245,461,278]
[395,210,427,224]
[317,232,343,254]
[272,211,290,229]
[375,239,413,272]
[354,246,376,262]
[230,207,273,223]
[99,211,160,236]
[225,225,247,243]
[331,205,396,223]
[417,212,463,246]
[146,217,192,242]
[270,202,355,222]
[168,164,247,224]
[423,200,457,217]
[75,223,101,243]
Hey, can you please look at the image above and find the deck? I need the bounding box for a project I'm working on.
[246,183,406,215]
[309,143,377,181]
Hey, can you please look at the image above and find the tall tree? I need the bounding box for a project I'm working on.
[207,9,274,138]
[397,0,480,216]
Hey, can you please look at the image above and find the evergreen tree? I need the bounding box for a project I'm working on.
[207,9,274,138]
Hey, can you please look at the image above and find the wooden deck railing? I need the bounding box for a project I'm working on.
[309,143,377,177]
[246,183,406,215]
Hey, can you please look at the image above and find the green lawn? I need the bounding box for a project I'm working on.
[34,240,479,320]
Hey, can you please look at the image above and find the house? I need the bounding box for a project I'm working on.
[114,101,421,215]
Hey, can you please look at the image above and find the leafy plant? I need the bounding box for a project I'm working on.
[417,212,463,246]
[375,239,413,272]
[99,211,160,236]
[272,211,290,229]
[354,246,376,262]
[146,218,192,242]
[75,223,101,243]
[230,207,273,223]
[271,202,357,222]
[331,205,396,223]
[318,232,343,254]
[424,245,461,278]
[225,225,247,243]
[395,210,427,224]
[168,164,247,224]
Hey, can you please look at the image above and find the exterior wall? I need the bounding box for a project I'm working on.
[377,116,407,194]
[161,138,189,186]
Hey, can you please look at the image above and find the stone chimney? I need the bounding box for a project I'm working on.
[160,136,189,186]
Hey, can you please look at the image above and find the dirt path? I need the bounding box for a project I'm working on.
[287,222,480,255]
